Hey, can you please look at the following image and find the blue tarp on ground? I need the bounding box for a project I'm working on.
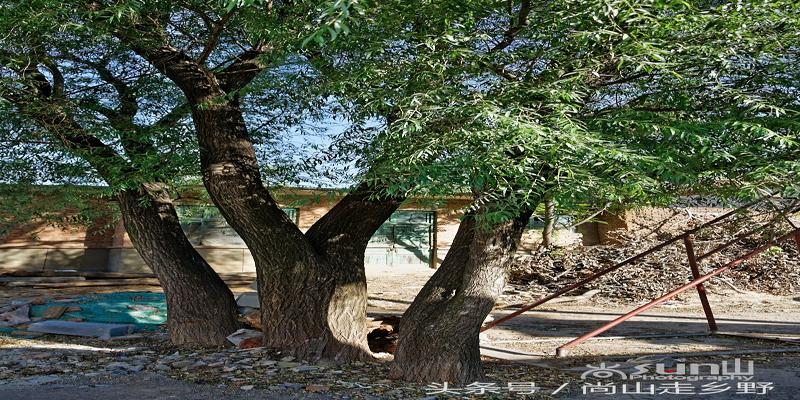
[0,292,167,337]
[32,292,168,329]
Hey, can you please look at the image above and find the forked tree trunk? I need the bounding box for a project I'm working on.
[117,184,239,345]
[130,43,401,360]
[191,102,333,357]
[192,100,398,360]
[305,183,403,360]
[390,211,532,383]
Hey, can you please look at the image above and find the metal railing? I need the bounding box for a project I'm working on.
[481,196,800,357]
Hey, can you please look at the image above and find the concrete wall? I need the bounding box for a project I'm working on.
[1,188,582,273]
[0,212,114,272]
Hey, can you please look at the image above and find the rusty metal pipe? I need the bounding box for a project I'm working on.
[684,235,717,332]
[481,198,768,332]
[482,237,680,332]
[794,231,800,252]
[695,204,800,262]
[555,228,799,357]
[765,198,800,230]
[696,221,774,262]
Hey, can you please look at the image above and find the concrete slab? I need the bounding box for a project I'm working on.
[226,328,262,346]
[26,320,134,339]
[236,292,259,308]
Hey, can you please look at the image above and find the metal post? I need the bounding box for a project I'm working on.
[684,235,718,332]
[794,231,800,252]
[482,198,770,332]
[482,232,690,332]
[42,248,49,271]
[765,197,799,230]
[555,229,797,357]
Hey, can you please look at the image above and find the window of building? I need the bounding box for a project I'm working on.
[176,205,299,246]
[527,215,575,231]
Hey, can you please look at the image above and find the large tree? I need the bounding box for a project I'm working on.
[0,30,239,345]
[3,0,797,380]
[321,0,800,382]
[80,0,403,360]
[1,0,408,359]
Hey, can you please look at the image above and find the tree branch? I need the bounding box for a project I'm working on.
[215,44,271,93]
[79,57,139,120]
[41,60,65,97]
[6,61,131,179]
[490,0,531,53]
[150,102,191,130]
[197,11,237,64]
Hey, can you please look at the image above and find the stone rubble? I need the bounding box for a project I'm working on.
[0,304,30,326]
[509,232,800,302]
[225,328,261,347]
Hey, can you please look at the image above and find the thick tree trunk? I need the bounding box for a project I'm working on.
[390,211,531,383]
[191,101,334,358]
[541,195,555,248]
[15,68,239,346]
[191,101,399,360]
[305,184,403,360]
[117,184,239,345]
[392,213,475,347]
[129,43,401,360]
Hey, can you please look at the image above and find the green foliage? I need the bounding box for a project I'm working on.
[0,0,797,230]
[302,0,363,46]
[318,0,800,222]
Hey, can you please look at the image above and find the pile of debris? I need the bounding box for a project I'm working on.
[509,234,800,301]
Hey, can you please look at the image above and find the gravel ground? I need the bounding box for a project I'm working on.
[1,256,798,399]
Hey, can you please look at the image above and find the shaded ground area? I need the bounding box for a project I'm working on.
[482,290,800,356]
[1,267,799,399]
[0,372,333,400]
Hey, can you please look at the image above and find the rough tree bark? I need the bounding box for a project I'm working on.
[10,61,240,346]
[194,101,400,360]
[117,185,239,345]
[541,195,556,248]
[193,99,337,358]
[390,210,532,383]
[304,183,403,360]
[121,40,401,360]
[392,213,475,347]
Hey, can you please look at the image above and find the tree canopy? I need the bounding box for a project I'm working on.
[311,0,800,222]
